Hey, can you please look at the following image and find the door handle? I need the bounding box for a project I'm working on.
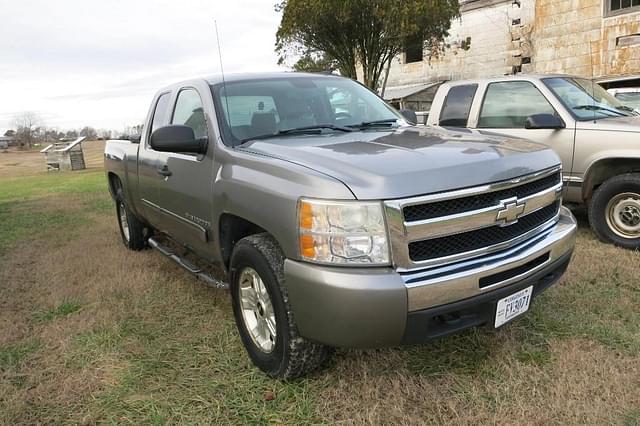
[157,165,172,177]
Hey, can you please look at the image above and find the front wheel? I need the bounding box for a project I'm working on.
[229,233,331,379]
[589,173,640,250]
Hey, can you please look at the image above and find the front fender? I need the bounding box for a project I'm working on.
[582,153,640,199]
[211,147,354,260]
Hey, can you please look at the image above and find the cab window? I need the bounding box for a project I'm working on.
[439,84,478,127]
[150,92,171,133]
[172,89,208,139]
[478,81,555,128]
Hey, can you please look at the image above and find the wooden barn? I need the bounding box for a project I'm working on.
[40,137,87,171]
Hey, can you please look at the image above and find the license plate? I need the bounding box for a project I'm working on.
[494,286,533,328]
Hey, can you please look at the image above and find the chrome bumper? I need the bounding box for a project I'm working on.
[402,206,577,312]
[284,206,576,348]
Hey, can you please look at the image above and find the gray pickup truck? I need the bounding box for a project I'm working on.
[428,75,640,249]
[104,72,577,379]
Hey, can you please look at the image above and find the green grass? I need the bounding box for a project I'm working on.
[519,273,640,356]
[0,340,41,371]
[0,171,108,254]
[1,169,638,424]
[623,409,640,426]
[0,200,88,254]
[0,170,106,203]
[66,296,325,424]
[33,300,82,323]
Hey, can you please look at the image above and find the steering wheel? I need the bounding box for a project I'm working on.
[334,112,352,120]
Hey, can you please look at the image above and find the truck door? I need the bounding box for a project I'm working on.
[138,91,172,226]
[144,86,216,259]
[470,80,576,178]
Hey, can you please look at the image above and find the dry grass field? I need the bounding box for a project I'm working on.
[0,141,638,424]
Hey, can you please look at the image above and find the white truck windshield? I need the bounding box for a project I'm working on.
[543,77,636,120]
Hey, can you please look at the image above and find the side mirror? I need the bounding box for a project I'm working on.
[150,125,207,154]
[524,113,565,130]
[399,109,417,125]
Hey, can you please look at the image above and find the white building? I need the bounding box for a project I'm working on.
[384,0,640,113]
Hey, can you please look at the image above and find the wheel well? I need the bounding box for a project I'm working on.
[107,172,122,199]
[219,214,267,268]
[583,158,640,200]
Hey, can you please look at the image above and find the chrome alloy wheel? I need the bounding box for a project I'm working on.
[118,202,130,242]
[238,267,276,353]
[606,192,640,239]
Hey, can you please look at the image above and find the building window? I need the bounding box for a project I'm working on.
[404,37,423,63]
[608,0,640,15]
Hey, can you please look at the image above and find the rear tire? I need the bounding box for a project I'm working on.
[588,173,640,250]
[115,188,147,250]
[229,233,331,379]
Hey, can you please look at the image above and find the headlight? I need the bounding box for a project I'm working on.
[298,198,390,265]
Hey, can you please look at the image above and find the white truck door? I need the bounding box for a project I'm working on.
[470,80,576,179]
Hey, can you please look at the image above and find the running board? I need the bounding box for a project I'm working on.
[148,237,229,290]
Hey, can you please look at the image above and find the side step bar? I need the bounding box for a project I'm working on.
[148,237,229,290]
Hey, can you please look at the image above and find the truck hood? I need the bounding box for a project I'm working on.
[576,114,640,132]
[238,127,560,200]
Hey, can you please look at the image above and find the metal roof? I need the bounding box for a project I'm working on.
[597,74,640,84]
[40,137,86,153]
[382,82,443,101]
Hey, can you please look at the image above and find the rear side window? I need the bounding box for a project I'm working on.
[439,84,478,127]
[172,89,208,139]
[150,93,171,133]
[478,81,555,128]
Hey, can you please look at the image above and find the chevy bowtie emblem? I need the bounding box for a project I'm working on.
[496,198,526,225]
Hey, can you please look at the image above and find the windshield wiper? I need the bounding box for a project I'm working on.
[617,105,640,115]
[277,124,353,134]
[573,104,627,116]
[238,124,353,144]
[348,118,400,129]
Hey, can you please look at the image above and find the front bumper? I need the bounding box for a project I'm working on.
[285,206,577,348]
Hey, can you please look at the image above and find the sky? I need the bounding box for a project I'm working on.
[0,0,285,135]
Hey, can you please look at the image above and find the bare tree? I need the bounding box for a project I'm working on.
[97,129,112,140]
[80,126,98,140]
[12,111,42,149]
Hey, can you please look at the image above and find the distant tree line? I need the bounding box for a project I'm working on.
[5,111,143,149]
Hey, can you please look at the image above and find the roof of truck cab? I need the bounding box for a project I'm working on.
[204,72,345,85]
[441,74,582,86]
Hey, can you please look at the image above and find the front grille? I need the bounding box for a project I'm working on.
[408,201,559,262]
[403,171,561,222]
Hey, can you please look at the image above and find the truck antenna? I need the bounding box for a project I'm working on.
[214,20,233,142]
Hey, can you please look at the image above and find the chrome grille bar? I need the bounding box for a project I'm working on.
[384,166,562,271]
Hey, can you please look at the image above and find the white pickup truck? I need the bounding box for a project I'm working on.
[428,74,640,249]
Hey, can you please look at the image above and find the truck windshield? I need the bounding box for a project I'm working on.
[614,91,640,111]
[210,76,403,145]
[543,77,636,120]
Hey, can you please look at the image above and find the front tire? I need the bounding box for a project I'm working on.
[229,233,331,379]
[589,173,640,250]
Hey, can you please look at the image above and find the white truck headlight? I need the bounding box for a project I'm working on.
[298,198,390,265]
